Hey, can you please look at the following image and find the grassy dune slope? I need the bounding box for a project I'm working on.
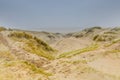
[8,31,56,60]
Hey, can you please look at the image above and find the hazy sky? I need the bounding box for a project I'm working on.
[0,0,120,32]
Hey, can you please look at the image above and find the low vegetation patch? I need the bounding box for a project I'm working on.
[59,44,99,58]
[3,60,52,76]
[0,43,15,60]
[104,38,120,47]
[8,31,33,39]
[104,31,116,34]
[93,34,115,42]
[23,61,52,76]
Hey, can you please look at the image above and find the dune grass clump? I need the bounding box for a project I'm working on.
[93,34,115,42]
[84,27,102,32]
[83,26,102,34]
[23,40,55,60]
[59,44,99,58]
[93,35,99,41]
[104,31,116,34]
[72,60,87,64]
[8,32,33,39]
[34,36,55,52]
[23,61,52,76]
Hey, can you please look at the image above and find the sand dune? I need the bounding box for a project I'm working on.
[0,27,120,80]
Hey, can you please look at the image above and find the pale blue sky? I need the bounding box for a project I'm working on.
[0,0,120,32]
